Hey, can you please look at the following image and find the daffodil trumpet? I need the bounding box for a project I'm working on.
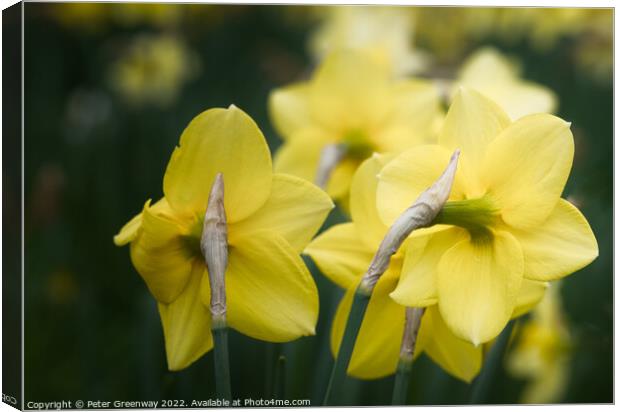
[200,172,231,400]
[392,307,425,405]
[470,320,516,404]
[323,150,460,405]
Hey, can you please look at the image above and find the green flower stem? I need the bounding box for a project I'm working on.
[391,358,413,405]
[273,355,287,399]
[323,285,371,406]
[212,319,232,401]
[469,319,516,404]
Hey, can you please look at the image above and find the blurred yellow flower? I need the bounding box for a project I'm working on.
[305,155,546,381]
[572,10,613,84]
[494,8,605,52]
[52,3,183,30]
[110,4,183,28]
[507,284,572,403]
[52,3,109,31]
[412,7,495,63]
[454,47,556,120]
[269,50,440,202]
[114,106,333,370]
[109,34,200,108]
[309,6,429,76]
[376,88,598,345]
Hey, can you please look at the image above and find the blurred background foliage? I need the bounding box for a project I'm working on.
[17,3,611,405]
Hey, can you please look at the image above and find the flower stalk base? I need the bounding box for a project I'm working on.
[212,325,232,401]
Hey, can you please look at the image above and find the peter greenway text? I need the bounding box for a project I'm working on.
[25,398,312,409]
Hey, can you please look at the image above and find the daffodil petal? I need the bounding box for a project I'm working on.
[310,50,391,131]
[440,87,511,160]
[129,200,194,304]
[268,83,313,138]
[457,47,557,120]
[331,270,404,379]
[373,80,441,151]
[511,199,598,281]
[229,174,333,253]
[439,87,511,195]
[512,279,548,318]
[273,134,324,184]
[114,197,173,246]
[350,155,391,250]
[158,263,213,371]
[418,306,483,383]
[391,227,464,308]
[304,223,373,290]
[273,132,354,199]
[376,145,466,227]
[458,47,518,86]
[226,231,318,342]
[482,114,574,229]
[437,230,524,344]
[328,158,360,201]
[489,82,557,122]
[163,106,272,222]
[114,213,142,246]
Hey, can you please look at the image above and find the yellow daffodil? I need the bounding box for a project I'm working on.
[309,6,429,76]
[455,47,557,120]
[507,284,572,403]
[375,88,598,346]
[114,106,333,371]
[269,50,441,202]
[109,34,200,108]
[304,154,546,381]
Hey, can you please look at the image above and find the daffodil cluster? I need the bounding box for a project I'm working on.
[112,6,602,403]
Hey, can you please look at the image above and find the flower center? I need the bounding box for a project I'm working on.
[433,196,500,240]
[182,215,205,257]
[341,129,375,159]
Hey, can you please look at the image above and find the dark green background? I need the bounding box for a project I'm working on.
[18,3,612,405]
